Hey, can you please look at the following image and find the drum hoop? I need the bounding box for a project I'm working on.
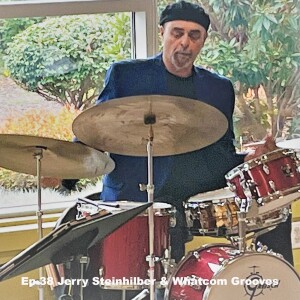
[187,188,236,203]
[226,148,297,179]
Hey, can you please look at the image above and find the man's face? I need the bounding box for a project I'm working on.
[160,20,207,76]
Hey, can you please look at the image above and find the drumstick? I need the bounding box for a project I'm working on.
[77,197,120,208]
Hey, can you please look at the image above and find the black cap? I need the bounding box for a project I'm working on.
[159,1,210,31]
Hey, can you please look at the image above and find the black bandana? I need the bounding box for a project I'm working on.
[160,1,210,31]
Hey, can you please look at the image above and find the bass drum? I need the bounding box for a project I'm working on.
[164,244,300,300]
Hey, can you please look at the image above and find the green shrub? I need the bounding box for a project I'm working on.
[0,106,100,191]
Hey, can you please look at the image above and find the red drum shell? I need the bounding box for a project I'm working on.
[226,149,300,207]
[94,214,170,289]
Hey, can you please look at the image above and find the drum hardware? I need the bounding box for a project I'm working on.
[236,196,251,252]
[79,256,90,300]
[237,212,247,252]
[256,241,270,253]
[255,241,284,259]
[76,197,120,219]
[229,224,277,252]
[56,255,90,300]
[144,121,156,300]
[131,289,150,300]
[58,295,73,300]
[161,249,176,279]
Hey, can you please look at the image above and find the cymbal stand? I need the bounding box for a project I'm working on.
[237,198,251,252]
[237,211,247,252]
[33,146,46,300]
[138,112,156,300]
[146,124,155,300]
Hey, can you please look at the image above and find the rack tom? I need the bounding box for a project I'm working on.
[226,149,300,213]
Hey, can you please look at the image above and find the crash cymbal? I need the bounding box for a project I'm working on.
[72,95,228,156]
[277,138,300,150]
[0,134,115,178]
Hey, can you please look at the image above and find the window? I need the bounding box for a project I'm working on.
[0,0,158,217]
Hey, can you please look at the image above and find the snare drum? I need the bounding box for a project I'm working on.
[164,244,300,300]
[226,149,300,213]
[185,188,290,236]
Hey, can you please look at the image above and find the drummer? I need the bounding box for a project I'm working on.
[61,0,292,298]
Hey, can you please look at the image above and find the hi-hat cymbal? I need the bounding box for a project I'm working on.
[0,134,115,178]
[277,138,300,150]
[72,95,228,156]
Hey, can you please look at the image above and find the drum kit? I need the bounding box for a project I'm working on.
[0,95,300,300]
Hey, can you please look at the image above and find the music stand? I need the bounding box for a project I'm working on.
[0,202,151,281]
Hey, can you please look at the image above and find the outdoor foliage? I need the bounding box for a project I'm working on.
[197,0,300,139]
[4,14,131,109]
[0,107,100,190]
[0,17,44,52]
[0,106,78,138]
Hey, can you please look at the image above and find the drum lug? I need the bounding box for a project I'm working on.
[256,241,269,253]
[281,164,294,177]
[193,251,200,260]
[241,179,257,200]
[218,258,230,268]
[161,249,176,277]
[262,163,270,174]
[256,197,264,205]
[268,180,276,193]
[256,241,283,258]
[99,266,104,277]
[169,214,177,228]
[146,255,160,263]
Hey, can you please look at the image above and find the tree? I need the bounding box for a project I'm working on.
[4,14,131,109]
[198,0,300,139]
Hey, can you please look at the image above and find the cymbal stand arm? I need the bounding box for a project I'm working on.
[34,147,44,240]
[146,125,155,300]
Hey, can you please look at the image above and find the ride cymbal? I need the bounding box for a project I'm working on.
[72,95,228,156]
[0,134,115,178]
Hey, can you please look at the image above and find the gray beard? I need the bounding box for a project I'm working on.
[171,53,192,71]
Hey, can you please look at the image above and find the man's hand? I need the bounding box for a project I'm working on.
[244,134,277,161]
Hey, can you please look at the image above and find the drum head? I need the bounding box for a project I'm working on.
[188,188,235,203]
[205,253,300,300]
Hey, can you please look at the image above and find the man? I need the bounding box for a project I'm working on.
[60,1,293,299]
[94,0,292,262]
